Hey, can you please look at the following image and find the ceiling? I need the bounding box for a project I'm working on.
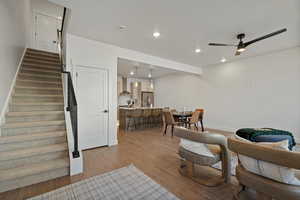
[117,58,180,79]
[52,0,300,67]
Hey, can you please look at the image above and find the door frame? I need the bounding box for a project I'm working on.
[74,65,110,148]
[33,11,61,52]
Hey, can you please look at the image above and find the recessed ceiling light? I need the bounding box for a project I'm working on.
[119,25,127,30]
[195,48,201,53]
[153,31,160,38]
[130,71,134,75]
[221,57,227,63]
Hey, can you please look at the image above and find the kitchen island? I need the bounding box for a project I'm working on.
[119,107,163,131]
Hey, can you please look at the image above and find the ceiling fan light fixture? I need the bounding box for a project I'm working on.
[237,47,246,52]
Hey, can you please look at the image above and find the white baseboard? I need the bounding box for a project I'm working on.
[0,47,27,136]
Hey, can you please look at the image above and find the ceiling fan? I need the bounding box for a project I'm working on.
[208,28,287,56]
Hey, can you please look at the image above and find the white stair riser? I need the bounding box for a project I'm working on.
[9,104,64,112]
[6,113,65,123]
[16,80,62,88]
[1,125,65,136]
[20,69,60,76]
[0,150,68,170]
[12,96,63,103]
[18,74,61,82]
[15,88,62,95]
[0,167,69,193]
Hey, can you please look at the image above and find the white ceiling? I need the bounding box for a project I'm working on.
[52,0,300,67]
[117,58,179,79]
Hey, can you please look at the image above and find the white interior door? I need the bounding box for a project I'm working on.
[76,66,109,150]
[34,13,61,53]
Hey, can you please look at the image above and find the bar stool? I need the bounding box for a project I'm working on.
[152,109,162,127]
[126,109,142,131]
[143,109,152,128]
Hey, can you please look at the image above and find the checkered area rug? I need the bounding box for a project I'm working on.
[27,165,180,200]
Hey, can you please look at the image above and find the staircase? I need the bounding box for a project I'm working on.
[0,48,69,193]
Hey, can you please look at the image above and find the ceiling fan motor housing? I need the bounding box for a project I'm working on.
[237,33,245,40]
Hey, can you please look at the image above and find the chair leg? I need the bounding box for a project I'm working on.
[233,183,245,200]
[195,123,198,131]
[200,119,204,132]
[179,159,225,187]
[171,125,174,137]
[164,124,168,135]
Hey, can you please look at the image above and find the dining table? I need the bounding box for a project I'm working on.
[172,111,193,118]
[172,111,193,127]
[172,110,204,131]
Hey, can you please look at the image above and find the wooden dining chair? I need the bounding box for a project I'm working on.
[196,108,204,132]
[162,110,181,136]
[186,110,201,130]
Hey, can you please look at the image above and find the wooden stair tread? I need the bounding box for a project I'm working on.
[0,158,69,182]
[0,131,66,144]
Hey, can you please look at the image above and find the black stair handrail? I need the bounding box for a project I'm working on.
[58,7,80,158]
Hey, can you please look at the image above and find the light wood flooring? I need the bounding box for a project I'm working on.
[0,127,240,200]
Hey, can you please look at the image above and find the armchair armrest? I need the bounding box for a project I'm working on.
[174,127,227,147]
[228,137,300,169]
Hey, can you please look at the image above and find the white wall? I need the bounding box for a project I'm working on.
[155,47,300,141]
[66,34,202,146]
[0,0,31,117]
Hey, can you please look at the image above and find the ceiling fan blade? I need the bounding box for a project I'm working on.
[244,28,287,47]
[208,43,237,47]
[235,51,241,56]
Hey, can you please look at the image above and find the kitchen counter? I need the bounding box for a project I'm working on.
[119,107,163,131]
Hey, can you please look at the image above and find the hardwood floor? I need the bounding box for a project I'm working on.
[0,127,237,200]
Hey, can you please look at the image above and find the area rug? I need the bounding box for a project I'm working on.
[27,165,180,200]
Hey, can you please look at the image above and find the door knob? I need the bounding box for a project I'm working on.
[103,110,108,113]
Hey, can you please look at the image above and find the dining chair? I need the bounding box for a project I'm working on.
[196,108,204,132]
[228,137,300,200]
[174,127,231,186]
[162,110,181,136]
[185,110,201,130]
